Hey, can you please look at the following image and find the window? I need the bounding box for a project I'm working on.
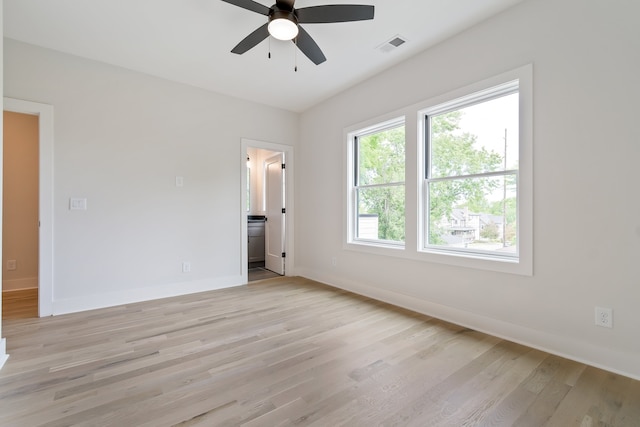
[344,65,532,274]
[349,118,405,246]
[422,80,520,261]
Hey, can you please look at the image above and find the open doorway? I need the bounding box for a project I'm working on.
[3,98,54,318]
[246,148,284,282]
[2,111,39,319]
[241,139,294,284]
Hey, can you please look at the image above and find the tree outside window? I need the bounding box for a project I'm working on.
[425,89,519,256]
[354,121,405,244]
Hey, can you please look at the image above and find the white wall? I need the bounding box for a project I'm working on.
[296,0,640,379]
[3,39,298,314]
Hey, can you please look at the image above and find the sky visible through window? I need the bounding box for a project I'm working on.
[456,93,519,170]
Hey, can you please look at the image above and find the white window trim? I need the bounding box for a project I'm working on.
[421,80,520,261]
[346,116,406,250]
[416,65,532,275]
[343,64,532,276]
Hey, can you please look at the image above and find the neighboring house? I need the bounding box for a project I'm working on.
[439,208,504,245]
[357,214,379,240]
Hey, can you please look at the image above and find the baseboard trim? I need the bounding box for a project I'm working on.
[3,277,38,291]
[297,268,640,381]
[0,338,8,371]
[52,275,244,315]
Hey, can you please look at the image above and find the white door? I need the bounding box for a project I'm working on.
[265,153,285,275]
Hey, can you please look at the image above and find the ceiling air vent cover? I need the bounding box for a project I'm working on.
[378,35,407,53]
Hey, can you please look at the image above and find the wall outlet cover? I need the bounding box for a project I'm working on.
[595,306,613,328]
[69,198,87,210]
[182,261,191,273]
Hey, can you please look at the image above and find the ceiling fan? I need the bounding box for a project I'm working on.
[221,0,375,65]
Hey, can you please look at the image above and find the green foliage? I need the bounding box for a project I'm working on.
[428,112,505,244]
[357,126,405,242]
[355,111,517,248]
[358,186,405,242]
[358,127,405,186]
[480,221,500,240]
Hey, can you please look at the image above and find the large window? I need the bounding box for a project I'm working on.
[422,81,520,260]
[349,119,405,246]
[344,66,532,274]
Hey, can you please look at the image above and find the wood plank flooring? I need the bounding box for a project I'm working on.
[0,276,638,426]
[248,267,281,282]
[2,288,38,320]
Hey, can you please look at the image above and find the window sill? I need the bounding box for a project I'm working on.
[344,241,531,276]
[417,247,531,276]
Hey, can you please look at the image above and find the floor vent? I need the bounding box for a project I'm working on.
[378,35,407,53]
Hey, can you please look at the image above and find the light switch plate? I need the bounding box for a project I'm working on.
[176,176,184,187]
[69,198,87,210]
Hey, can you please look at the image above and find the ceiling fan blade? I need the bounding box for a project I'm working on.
[231,23,270,54]
[220,0,270,16]
[295,26,326,65]
[296,4,374,24]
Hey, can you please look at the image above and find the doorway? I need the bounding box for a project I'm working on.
[2,111,39,319]
[241,139,294,284]
[2,98,54,318]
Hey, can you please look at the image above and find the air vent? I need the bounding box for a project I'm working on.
[377,35,407,53]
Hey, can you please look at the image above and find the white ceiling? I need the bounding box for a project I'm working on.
[4,0,523,112]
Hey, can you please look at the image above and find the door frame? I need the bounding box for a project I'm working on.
[3,98,54,317]
[240,138,294,284]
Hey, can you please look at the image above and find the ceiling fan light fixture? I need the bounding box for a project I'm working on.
[268,10,298,41]
[226,0,375,65]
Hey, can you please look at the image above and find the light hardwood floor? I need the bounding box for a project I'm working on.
[2,288,38,320]
[0,277,638,426]
[248,267,281,282]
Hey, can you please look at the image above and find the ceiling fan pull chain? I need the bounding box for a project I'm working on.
[268,36,271,59]
[294,38,298,72]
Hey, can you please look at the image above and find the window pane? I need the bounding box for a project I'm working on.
[357,185,405,242]
[358,125,405,186]
[426,174,516,254]
[430,93,519,179]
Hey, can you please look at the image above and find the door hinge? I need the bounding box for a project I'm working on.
[282,252,286,258]
[281,163,286,169]
[282,208,286,214]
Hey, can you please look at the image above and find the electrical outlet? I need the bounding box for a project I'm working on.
[182,261,191,273]
[7,260,17,271]
[331,257,337,267]
[595,306,613,328]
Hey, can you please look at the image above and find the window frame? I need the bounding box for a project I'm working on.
[343,65,532,275]
[416,66,532,275]
[421,80,520,261]
[346,116,406,249]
